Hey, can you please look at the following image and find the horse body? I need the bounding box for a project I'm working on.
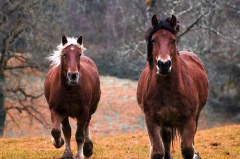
[138,51,208,128]
[137,15,208,159]
[44,36,100,159]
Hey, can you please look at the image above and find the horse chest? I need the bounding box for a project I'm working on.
[154,106,184,127]
[151,92,190,127]
[55,89,85,116]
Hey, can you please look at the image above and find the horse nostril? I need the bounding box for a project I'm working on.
[157,60,162,68]
[67,72,79,80]
[157,60,171,70]
[67,72,72,78]
[167,60,171,68]
[70,72,79,80]
[72,73,77,79]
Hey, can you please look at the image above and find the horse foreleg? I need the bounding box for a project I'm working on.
[83,117,93,158]
[146,117,165,159]
[61,117,73,159]
[160,127,173,159]
[51,109,64,148]
[75,108,89,159]
[181,118,196,159]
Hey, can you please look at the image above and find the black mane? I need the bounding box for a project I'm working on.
[145,17,180,66]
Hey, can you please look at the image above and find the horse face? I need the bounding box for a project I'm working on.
[151,30,177,76]
[62,45,82,85]
[151,15,178,76]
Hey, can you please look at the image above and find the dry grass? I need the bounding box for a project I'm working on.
[0,125,240,159]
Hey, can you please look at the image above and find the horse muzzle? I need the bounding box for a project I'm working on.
[67,72,79,85]
[157,59,172,76]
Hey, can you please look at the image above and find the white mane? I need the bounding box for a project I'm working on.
[47,37,86,67]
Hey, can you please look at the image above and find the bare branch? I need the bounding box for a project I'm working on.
[6,87,43,99]
[177,2,202,17]
[198,25,240,45]
[177,2,215,42]
[6,111,21,130]
[4,64,39,70]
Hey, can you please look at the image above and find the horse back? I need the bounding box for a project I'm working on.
[179,51,209,110]
[80,55,100,93]
[79,55,101,109]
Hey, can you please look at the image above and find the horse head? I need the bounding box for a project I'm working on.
[61,36,83,85]
[146,15,180,76]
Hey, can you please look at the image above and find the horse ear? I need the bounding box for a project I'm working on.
[151,15,158,28]
[169,15,177,30]
[77,36,82,45]
[62,36,68,45]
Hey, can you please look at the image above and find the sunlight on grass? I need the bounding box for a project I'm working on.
[0,125,239,158]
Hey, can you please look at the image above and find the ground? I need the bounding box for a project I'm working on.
[0,125,240,158]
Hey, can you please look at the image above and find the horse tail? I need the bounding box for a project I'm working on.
[171,128,177,151]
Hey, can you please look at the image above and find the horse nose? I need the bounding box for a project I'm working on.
[157,60,171,70]
[157,59,172,74]
[67,72,79,80]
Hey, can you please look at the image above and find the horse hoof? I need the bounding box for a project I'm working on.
[152,153,164,159]
[53,137,64,148]
[75,154,84,159]
[61,149,73,159]
[83,140,93,157]
[193,153,201,159]
[164,153,173,159]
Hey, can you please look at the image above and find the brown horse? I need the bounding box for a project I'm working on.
[137,15,209,159]
[44,36,101,159]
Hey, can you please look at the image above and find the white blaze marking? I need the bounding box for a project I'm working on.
[157,55,171,62]
[71,47,75,50]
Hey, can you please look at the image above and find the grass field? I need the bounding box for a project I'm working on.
[0,125,240,159]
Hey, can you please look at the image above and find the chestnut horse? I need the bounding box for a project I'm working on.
[137,15,208,159]
[44,36,101,159]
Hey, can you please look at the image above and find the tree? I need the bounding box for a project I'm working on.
[0,0,58,136]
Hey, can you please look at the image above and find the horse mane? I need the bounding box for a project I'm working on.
[47,37,86,67]
[145,17,180,66]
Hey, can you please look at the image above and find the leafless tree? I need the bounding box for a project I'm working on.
[0,0,56,136]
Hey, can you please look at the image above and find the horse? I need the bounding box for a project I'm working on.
[44,36,101,159]
[137,15,209,159]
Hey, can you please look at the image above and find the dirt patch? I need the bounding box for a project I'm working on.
[90,76,145,136]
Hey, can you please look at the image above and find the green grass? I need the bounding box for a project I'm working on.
[0,125,240,158]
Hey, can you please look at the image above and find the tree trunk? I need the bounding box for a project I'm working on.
[0,67,6,137]
[146,0,156,27]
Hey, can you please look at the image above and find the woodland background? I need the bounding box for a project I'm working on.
[0,0,240,137]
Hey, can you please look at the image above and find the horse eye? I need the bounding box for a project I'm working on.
[151,39,156,43]
[172,39,176,44]
[79,54,81,57]
[62,53,66,57]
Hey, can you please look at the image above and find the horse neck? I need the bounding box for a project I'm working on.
[57,62,70,86]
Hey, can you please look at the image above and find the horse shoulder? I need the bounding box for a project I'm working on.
[137,64,151,110]
[44,65,60,104]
